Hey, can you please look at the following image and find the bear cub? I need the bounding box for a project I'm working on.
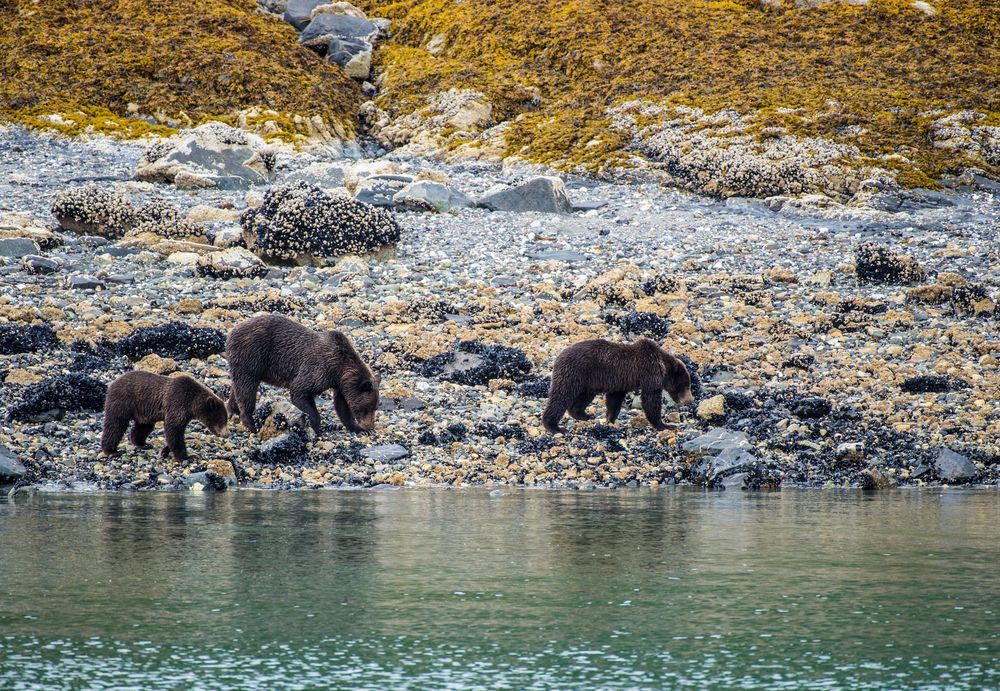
[101,371,230,461]
[225,313,380,436]
[542,338,694,434]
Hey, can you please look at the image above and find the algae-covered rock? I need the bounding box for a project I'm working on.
[241,181,401,263]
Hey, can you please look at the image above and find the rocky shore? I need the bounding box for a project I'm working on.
[1,125,998,492]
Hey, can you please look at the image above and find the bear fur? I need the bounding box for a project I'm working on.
[100,371,229,461]
[225,313,380,436]
[542,338,694,434]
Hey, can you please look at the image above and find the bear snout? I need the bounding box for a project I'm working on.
[212,423,231,438]
[676,390,694,407]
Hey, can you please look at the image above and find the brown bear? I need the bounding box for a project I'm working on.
[225,313,380,436]
[101,371,230,461]
[542,338,694,434]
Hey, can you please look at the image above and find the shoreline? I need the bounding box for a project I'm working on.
[1,127,998,492]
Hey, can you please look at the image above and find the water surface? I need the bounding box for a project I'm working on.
[1,489,998,689]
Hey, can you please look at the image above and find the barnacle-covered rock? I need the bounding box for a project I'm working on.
[240,181,401,264]
[0,324,60,355]
[50,184,138,238]
[420,340,532,386]
[950,283,996,316]
[7,373,107,422]
[127,200,205,241]
[116,322,226,360]
[196,247,269,280]
[854,242,926,284]
[135,122,277,189]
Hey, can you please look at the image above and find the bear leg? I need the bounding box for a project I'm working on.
[163,415,190,461]
[334,390,364,434]
[291,388,323,435]
[606,391,627,423]
[568,392,596,421]
[100,413,130,456]
[640,387,666,431]
[129,423,156,449]
[231,376,259,433]
[542,378,578,434]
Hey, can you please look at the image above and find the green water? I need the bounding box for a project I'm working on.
[1,489,998,689]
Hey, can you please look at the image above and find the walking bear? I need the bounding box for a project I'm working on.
[225,314,380,436]
[101,371,230,461]
[542,338,694,434]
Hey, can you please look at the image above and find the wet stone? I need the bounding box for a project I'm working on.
[0,444,26,482]
[361,444,410,464]
[936,448,978,483]
[68,275,106,290]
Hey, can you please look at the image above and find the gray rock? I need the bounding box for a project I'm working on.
[0,238,41,258]
[283,0,324,29]
[393,180,471,213]
[355,175,414,208]
[196,247,267,280]
[682,427,752,453]
[719,472,747,491]
[476,176,573,214]
[135,123,274,189]
[68,275,106,290]
[571,200,608,211]
[936,448,978,483]
[285,162,347,189]
[104,273,136,285]
[526,250,586,262]
[181,471,235,491]
[442,352,483,377]
[695,447,757,479]
[326,37,373,79]
[361,443,410,464]
[0,444,26,482]
[299,13,377,44]
[21,255,60,274]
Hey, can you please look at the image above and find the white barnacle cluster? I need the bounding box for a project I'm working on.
[608,101,863,200]
[241,181,401,261]
[50,184,139,239]
[127,200,202,240]
[855,242,926,285]
[929,111,1000,168]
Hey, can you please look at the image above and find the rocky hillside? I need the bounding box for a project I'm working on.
[359,0,999,195]
[0,0,360,140]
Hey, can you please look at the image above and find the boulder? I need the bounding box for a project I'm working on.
[476,176,573,214]
[50,184,137,238]
[241,181,401,263]
[257,400,308,441]
[181,470,234,491]
[354,174,414,207]
[196,247,268,280]
[68,275,106,291]
[283,0,326,29]
[936,448,978,483]
[326,36,373,79]
[696,394,726,421]
[393,180,472,212]
[284,161,348,189]
[694,447,757,482]
[135,123,276,189]
[0,444,26,482]
[681,427,752,453]
[299,13,377,45]
[855,243,926,285]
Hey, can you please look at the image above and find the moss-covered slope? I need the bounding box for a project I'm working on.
[360,0,999,184]
[0,0,362,138]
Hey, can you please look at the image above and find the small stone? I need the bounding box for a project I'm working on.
[135,354,177,374]
[836,442,865,462]
[21,255,60,274]
[68,275,106,290]
[697,394,726,420]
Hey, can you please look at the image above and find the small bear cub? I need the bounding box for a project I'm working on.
[542,338,694,434]
[101,371,230,461]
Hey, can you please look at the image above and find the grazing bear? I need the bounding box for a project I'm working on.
[100,371,229,461]
[225,314,380,436]
[542,338,694,434]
